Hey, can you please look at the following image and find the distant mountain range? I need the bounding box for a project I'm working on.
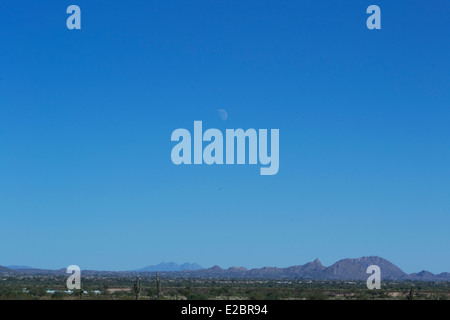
[6,265,33,270]
[167,257,450,281]
[134,262,204,272]
[1,256,449,281]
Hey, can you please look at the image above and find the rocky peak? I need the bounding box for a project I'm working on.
[312,258,323,266]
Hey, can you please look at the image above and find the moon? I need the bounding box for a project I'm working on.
[217,109,228,121]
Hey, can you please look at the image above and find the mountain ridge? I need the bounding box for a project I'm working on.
[134,262,203,272]
[152,256,450,281]
[2,256,449,281]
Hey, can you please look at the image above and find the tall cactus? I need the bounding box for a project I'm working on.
[156,272,161,299]
[133,276,141,300]
[406,285,414,300]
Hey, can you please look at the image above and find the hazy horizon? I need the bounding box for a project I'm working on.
[3,255,449,275]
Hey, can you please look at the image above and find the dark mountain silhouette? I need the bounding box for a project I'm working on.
[320,256,406,280]
[135,262,203,272]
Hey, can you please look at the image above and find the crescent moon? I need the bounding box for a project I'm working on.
[217,109,228,121]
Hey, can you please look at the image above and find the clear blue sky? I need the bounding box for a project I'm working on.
[0,1,449,274]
